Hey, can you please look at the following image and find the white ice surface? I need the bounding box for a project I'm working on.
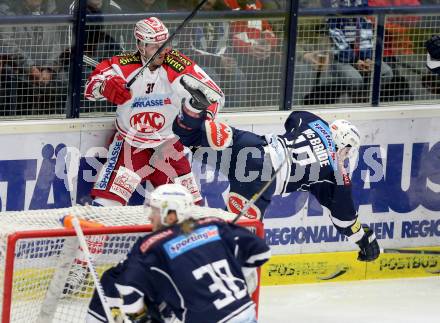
[259,277,440,323]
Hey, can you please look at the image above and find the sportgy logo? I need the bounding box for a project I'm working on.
[164,225,221,259]
[130,112,165,133]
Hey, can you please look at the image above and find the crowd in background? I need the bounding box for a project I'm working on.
[0,0,439,116]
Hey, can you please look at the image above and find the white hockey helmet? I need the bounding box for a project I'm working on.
[330,119,361,151]
[134,17,169,45]
[146,184,193,226]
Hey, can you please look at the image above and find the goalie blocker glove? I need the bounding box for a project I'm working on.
[356,225,380,262]
[180,74,222,110]
[100,75,132,105]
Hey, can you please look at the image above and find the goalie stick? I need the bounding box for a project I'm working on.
[83,55,98,68]
[71,216,116,323]
[126,0,209,88]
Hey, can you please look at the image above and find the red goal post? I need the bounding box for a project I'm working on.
[0,205,264,323]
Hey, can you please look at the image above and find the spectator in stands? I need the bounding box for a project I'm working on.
[295,48,347,105]
[368,0,420,102]
[260,0,285,9]
[121,0,167,13]
[426,35,440,74]
[176,0,248,108]
[0,0,63,116]
[168,0,195,10]
[70,0,123,13]
[322,0,393,103]
[294,19,345,106]
[224,0,282,106]
[67,0,124,59]
[54,0,126,113]
[299,0,322,7]
[423,34,440,93]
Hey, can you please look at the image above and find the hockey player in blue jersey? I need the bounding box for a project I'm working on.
[172,90,380,262]
[86,183,270,323]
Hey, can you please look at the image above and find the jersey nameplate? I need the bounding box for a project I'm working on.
[307,120,337,169]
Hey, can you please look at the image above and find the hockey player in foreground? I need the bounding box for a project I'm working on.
[86,183,270,323]
[84,17,224,207]
[173,108,380,262]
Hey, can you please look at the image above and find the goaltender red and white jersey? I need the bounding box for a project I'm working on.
[85,49,224,148]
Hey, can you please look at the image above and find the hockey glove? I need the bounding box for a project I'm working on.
[180,74,222,110]
[356,225,380,262]
[100,75,132,105]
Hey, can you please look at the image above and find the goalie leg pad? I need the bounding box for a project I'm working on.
[92,133,141,205]
[204,120,233,151]
[227,192,261,220]
[175,172,203,204]
[109,166,142,203]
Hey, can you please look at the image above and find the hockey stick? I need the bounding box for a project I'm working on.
[231,161,286,224]
[71,216,116,323]
[381,248,440,256]
[231,118,301,224]
[126,0,209,88]
[83,55,99,68]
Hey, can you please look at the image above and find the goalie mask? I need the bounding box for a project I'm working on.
[134,17,169,60]
[330,119,361,151]
[146,184,193,227]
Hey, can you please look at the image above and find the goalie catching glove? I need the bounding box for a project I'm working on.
[100,75,132,105]
[180,74,222,110]
[356,225,380,262]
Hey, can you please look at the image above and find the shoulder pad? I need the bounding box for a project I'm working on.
[196,217,225,226]
[163,49,194,73]
[139,228,174,253]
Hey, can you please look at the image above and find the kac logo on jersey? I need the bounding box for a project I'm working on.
[130,112,165,133]
[164,225,220,259]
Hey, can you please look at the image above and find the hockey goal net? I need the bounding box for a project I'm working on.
[0,205,264,323]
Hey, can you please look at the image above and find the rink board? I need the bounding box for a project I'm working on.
[261,246,440,285]
[0,106,439,277]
